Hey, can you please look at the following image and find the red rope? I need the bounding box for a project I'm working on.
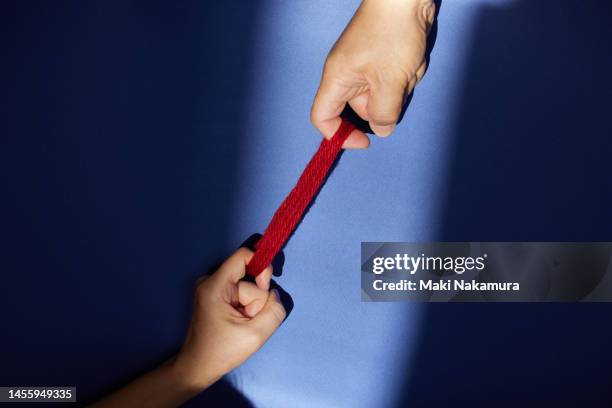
[246,119,355,277]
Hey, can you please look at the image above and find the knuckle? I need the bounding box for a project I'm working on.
[234,247,253,260]
[271,302,287,323]
[323,52,340,72]
[373,66,408,86]
[245,326,265,345]
[370,110,399,126]
[421,0,436,27]
[194,282,210,304]
[416,66,427,82]
[309,107,326,133]
[406,77,418,94]
[413,60,428,87]
[237,247,253,256]
[309,106,319,125]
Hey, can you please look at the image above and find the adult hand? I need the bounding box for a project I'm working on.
[311,0,436,146]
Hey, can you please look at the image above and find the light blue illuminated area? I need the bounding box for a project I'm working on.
[227,1,510,407]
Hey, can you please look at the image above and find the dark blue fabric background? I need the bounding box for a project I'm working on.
[1,1,611,407]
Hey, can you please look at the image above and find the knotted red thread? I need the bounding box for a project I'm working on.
[246,118,356,277]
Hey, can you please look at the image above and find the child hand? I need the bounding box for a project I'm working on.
[174,248,285,390]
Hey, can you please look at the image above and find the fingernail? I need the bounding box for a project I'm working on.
[372,124,395,137]
[271,288,281,301]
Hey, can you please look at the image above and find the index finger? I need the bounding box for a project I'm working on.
[211,247,253,285]
[311,81,370,149]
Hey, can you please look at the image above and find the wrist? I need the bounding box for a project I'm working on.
[170,353,220,394]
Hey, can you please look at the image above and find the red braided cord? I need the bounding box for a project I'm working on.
[246,119,355,277]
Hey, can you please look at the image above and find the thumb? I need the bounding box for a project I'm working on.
[249,289,286,342]
[238,281,269,317]
[367,78,406,137]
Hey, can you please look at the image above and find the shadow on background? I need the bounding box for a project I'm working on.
[0,1,262,406]
[398,1,612,406]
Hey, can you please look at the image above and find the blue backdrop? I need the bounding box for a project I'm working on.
[2,1,611,407]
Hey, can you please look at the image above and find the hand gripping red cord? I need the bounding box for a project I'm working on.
[246,118,356,277]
